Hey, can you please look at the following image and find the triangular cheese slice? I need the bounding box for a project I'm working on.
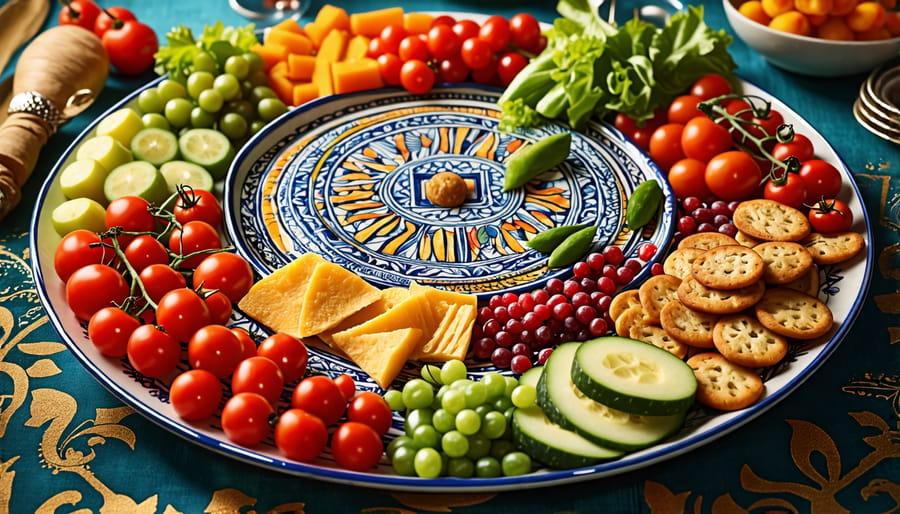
[409,304,460,360]
[331,289,430,340]
[297,261,381,337]
[422,304,477,362]
[331,328,422,388]
[317,287,409,346]
[237,252,325,336]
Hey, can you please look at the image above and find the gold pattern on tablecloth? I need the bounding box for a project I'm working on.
[388,493,496,511]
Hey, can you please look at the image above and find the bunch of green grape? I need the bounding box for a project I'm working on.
[136,52,288,146]
[383,360,536,479]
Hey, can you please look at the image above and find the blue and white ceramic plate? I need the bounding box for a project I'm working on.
[224,86,675,298]
[31,77,872,492]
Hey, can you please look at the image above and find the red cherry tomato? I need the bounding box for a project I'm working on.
[102,20,159,76]
[168,220,222,269]
[798,159,843,201]
[430,14,456,28]
[333,374,357,400]
[231,356,285,405]
[139,263,187,304]
[124,234,169,273]
[681,117,733,162]
[452,20,480,41]
[470,55,499,85]
[201,289,233,325]
[764,171,808,210]
[257,333,308,383]
[93,6,136,38]
[221,392,274,447]
[65,264,130,320]
[155,288,211,342]
[346,392,393,435]
[330,421,384,471]
[291,375,347,426]
[748,108,785,141]
[275,409,328,462]
[54,229,113,282]
[497,51,528,86]
[690,73,732,101]
[426,24,461,61]
[231,327,258,361]
[478,15,511,52]
[58,0,101,30]
[377,24,407,55]
[808,198,854,233]
[188,324,244,378]
[772,133,815,163]
[88,306,140,357]
[667,94,704,125]
[438,56,470,83]
[649,123,686,172]
[173,188,223,227]
[509,13,543,53]
[377,53,403,85]
[460,37,493,70]
[126,324,182,378]
[398,35,430,62]
[169,369,223,421]
[399,59,435,95]
[106,196,156,233]
[667,158,712,200]
[191,252,254,303]
[705,151,762,201]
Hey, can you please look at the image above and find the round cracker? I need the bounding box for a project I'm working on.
[732,199,811,242]
[659,299,718,348]
[664,247,705,280]
[802,231,865,265]
[676,275,766,315]
[753,241,814,285]
[638,274,682,324]
[754,287,834,340]
[712,314,788,368]
[691,245,765,290]
[687,352,764,411]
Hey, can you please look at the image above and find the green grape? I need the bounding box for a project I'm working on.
[137,89,165,114]
[384,390,404,411]
[198,89,224,113]
[246,70,270,87]
[440,430,469,458]
[391,445,417,476]
[404,407,433,436]
[504,376,519,398]
[249,119,266,135]
[244,51,264,74]
[141,113,170,130]
[250,85,278,103]
[446,457,475,478]
[474,404,492,419]
[413,448,442,478]
[164,98,193,128]
[223,99,257,121]
[219,112,248,140]
[431,408,455,433]
[402,378,434,410]
[493,396,513,413]
[465,433,491,460]
[224,55,250,80]
[475,456,502,478]
[440,388,466,415]
[501,451,533,476]
[186,71,215,100]
[213,73,241,101]
[257,97,288,122]
[449,378,472,391]
[157,80,188,103]
[479,410,507,439]
[411,424,440,449]
[454,409,481,436]
[189,107,216,128]
[490,439,515,460]
[464,381,487,408]
[480,372,507,400]
[440,360,467,385]
[386,434,415,457]
[511,384,537,408]
[192,51,219,74]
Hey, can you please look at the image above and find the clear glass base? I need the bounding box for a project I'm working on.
[229,0,308,22]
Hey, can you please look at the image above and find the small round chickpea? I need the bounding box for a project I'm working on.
[425,171,469,208]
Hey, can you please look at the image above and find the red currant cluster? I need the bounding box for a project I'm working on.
[367,13,546,94]
[673,196,741,245]
[470,243,659,374]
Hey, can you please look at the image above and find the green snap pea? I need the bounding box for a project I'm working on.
[502,132,572,192]
[547,225,597,269]
[625,179,663,230]
[526,223,587,253]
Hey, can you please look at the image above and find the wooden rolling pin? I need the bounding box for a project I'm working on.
[0,25,109,220]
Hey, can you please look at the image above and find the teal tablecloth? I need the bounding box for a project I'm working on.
[2,1,898,512]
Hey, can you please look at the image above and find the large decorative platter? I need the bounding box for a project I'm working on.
[30,76,872,492]
[225,86,674,298]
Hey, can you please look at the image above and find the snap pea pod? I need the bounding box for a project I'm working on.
[526,223,588,253]
[547,225,597,269]
[626,179,663,230]
[502,132,572,192]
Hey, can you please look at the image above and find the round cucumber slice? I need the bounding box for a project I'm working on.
[178,128,235,179]
[95,107,144,147]
[59,159,108,205]
[131,127,179,166]
[104,161,169,205]
[51,197,107,236]
[159,160,214,194]
[572,336,697,416]
[75,135,133,173]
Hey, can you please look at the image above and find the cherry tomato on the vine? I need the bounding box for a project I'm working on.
[747,108,785,141]
[330,421,384,471]
[808,198,853,233]
[346,392,393,435]
[127,324,182,378]
[798,159,843,201]
[764,171,807,209]
[231,356,285,405]
[173,188,223,227]
[275,408,328,462]
[106,195,156,233]
[93,6,136,39]
[66,264,130,320]
[509,13,543,53]
[399,59,435,95]
[124,234,169,273]
[168,220,222,269]
[667,94,704,125]
[231,327,258,361]
[139,263,187,304]
[58,0,101,30]
[772,133,815,163]
[690,73,732,101]
[681,117,733,162]
[201,289,233,325]
[333,373,357,401]
[705,150,763,201]
[169,369,223,421]
[155,287,211,342]
[291,375,347,426]
[54,229,113,282]
[191,252,254,303]
[257,333,308,383]
[88,306,140,357]
[667,158,712,200]
[102,20,159,76]
[188,324,244,378]
[497,51,528,86]
[221,392,275,447]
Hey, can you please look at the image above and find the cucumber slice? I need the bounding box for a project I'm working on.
[512,367,623,469]
[131,127,179,166]
[59,159,108,204]
[95,107,144,147]
[51,197,107,236]
[75,135,133,173]
[572,336,696,416]
[178,128,235,179]
[159,160,214,194]
[536,342,686,452]
[104,161,169,205]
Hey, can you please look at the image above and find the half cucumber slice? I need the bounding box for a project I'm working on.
[159,160,214,194]
[131,127,179,166]
[104,161,169,205]
[178,128,235,179]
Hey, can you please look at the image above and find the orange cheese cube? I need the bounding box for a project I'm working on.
[312,60,334,97]
[331,58,384,95]
[403,12,434,34]
[344,34,371,61]
[264,29,314,56]
[287,54,317,80]
[317,29,350,62]
[291,82,319,106]
[349,7,405,37]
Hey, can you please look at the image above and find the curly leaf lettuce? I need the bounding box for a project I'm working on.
[154,22,258,83]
